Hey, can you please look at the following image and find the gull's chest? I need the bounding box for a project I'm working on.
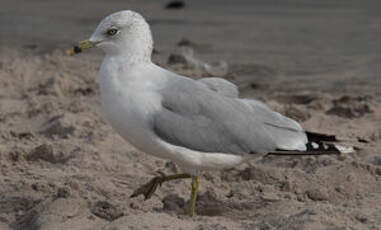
[98,69,162,150]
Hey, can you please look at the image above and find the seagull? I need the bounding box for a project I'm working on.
[69,10,349,216]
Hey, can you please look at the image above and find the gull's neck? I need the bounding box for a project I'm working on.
[104,52,151,67]
[100,53,153,83]
[100,51,158,90]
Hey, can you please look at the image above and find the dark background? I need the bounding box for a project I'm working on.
[1,0,381,94]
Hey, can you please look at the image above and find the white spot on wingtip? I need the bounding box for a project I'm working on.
[335,145,355,154]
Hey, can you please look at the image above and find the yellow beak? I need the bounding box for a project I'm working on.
[68,40,97,56]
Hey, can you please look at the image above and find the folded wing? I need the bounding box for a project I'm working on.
[153,77,308,155]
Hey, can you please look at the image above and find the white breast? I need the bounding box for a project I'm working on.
[98,58,176,159]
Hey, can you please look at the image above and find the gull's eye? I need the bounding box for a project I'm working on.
[106,28,118,36]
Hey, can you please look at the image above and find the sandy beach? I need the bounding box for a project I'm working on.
[1,0,381,229]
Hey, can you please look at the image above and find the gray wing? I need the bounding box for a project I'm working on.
[198,77,307,149]
[153,77,307,155]
[197,77,306,149]
[198,77,239,98]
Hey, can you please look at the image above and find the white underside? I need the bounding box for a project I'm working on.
[156,139,249,175]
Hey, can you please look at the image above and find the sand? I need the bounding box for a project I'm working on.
[1,1,381,229]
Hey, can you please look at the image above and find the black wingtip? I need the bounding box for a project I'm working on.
[266,130,356,157]
[306,131,338,142]
[266,150,341,156]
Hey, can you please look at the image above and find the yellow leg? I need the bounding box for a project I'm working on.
[189,176,199,216]
[130,173,191,200]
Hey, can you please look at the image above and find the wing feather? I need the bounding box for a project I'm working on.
[153,78,308,155]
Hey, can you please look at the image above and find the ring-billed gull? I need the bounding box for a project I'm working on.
[69,10,350,216]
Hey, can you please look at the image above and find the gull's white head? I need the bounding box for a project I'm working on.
[70,10,153,62]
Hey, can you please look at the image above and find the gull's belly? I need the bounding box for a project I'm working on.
[157,140,247,174]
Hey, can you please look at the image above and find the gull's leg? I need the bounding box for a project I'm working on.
[130,173,191,200]
[189,176,199,216]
